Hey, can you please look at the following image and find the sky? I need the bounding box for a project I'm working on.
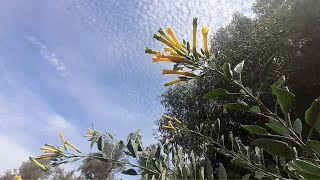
[0,0,254,178]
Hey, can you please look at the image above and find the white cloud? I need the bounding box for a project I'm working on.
[42,114,75,132]
[26,36,70,77]
[0,63,79,172]
[0,134,33,173]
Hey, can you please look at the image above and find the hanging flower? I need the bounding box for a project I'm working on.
[59,132,67,151]
[162,69,196,77]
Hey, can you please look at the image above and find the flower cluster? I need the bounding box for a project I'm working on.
[145,18,210,86]
[162,115,183,130]
[29,132,82,171]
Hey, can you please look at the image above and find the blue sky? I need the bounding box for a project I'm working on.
[0,0,254,177]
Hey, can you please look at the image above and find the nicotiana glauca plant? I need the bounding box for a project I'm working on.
[30,18,320,179]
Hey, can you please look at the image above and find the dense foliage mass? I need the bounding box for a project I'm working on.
[2,0,320,179]
[156,0,320,177]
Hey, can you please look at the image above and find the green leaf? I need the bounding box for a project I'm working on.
[205,157,213,180]
[293,118,302,136]
[203,88,229,99]
[305,98,320,133]
[224,101,249,112]
[254,171,264,179]
[223,63,233,81]
[107,133,114,140]
[97,136,104,151]
[306,140,320,156]
[272,76,286,88]
[249,106,261,113]
[126,140,138,158]
[251,138,296,159]
[190,150,196,175]
[199,167,205,180]
[259,54,275,83]
[234,60,244,74]
[127,129,140,142]
[288,159,320,179]
[90,136,99,149]
[242,125,269,135]
[218,163,227,180]
[155,144,161,159]
[241,174,251,180]
[271,85,295,115]
[122,169,138,175]
[265,123,289,136]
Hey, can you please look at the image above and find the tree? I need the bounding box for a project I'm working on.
[156,0,320,178]
[0,160,77,180]
[19,159,51,179]
[78,140,124,179]
[0,169,18,180]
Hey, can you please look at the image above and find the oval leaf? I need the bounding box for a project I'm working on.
[271,86,295,115]
[306,140,320,156]
[288,159,320,179]
[203,88,229,99]
[218,163,227,180]
[205,157,213,180]
[293,118,302,136]
[242,174,251,180]
[97,136,103,151]
[251,138,296,159]
[265,123,289,136]
[249,106,261,113]
[122,168,138,175]
[242,125,269,135]
[224,101,249,112]
[305,98,320,133]
[234,60,244,74]
[223,63,233,81]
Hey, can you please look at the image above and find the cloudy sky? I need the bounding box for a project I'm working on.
[0,0,254,178]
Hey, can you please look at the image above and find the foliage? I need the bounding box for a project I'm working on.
[28,1,320,179]
[78,140,124,179]
[156,0,320,177]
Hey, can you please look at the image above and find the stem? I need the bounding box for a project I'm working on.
[184,128,288,179]
[306,128,314,143]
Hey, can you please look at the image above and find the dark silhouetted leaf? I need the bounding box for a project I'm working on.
[203,88,229,99]
[242,125,269,135]
[251,138,296,159]
[122,169,138,175]
[224,101,249,112]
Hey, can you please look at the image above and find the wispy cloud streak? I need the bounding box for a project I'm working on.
[26,36,70,77]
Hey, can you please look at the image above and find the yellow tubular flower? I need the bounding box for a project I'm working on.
[162,125,174,130]
[65,141,81,153]
[164,79,183,86]
[202,27,209,57]
[166,27,183,50]
[162,70,196,77]
[164,47,174,52]
[158,28,177,48]
[59,132,67,151]
[153,34,176,51]
[173,117,183,125]
[163,115,174,120]
[29,157,48,172]
[192,18,198,58]
[14,176,22,180]
[145,47,161,55]
[40,147,59,153]
[152,57,174,63]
